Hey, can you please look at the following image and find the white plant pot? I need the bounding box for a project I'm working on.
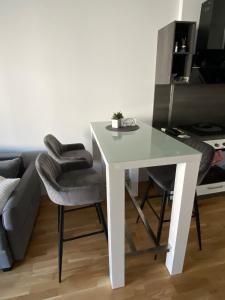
[112,119,122,129]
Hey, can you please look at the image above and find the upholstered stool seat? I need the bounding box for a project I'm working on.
[146,165,176,192]
[60,149,92,164]
[56,168,103,206]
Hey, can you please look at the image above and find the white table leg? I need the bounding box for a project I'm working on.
[92,135,102,173]
[166,159,200,274]
[106,165,125,289]
[128,169,139,197]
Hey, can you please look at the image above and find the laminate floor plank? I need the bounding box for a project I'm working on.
[1,183,225,300]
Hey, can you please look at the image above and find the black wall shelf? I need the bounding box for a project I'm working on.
[155,21,196,85]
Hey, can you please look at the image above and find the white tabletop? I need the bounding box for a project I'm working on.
[91,121,200,166]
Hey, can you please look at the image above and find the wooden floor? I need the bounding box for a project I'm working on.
[1,183,225,300]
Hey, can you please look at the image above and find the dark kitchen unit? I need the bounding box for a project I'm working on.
[152,0,225,196]
[197,0,225,51]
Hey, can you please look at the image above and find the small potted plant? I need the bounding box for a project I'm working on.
[111,112,124,129]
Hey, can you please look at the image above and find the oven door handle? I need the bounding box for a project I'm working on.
[207,185,224,190]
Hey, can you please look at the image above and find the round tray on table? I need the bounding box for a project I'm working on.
[105,125,139,132]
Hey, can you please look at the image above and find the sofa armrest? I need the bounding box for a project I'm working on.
[3,162,40,210]
[0,217,13,270]
[0,153,22,161]
[2,162,41,260]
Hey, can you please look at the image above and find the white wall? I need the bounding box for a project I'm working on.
[0,0,180,151]
[181,0,204,25]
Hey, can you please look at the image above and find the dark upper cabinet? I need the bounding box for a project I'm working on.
[197,0,225,51]
[155,21,196,85]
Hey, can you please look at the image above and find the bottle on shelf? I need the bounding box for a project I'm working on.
[180,37,187,53]
[174,41,179,53]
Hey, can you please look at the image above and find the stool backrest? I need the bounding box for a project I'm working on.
[182,138,215,184]
[44,134,63,158]
[35,153,62,203]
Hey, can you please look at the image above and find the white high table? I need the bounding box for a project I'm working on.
[90,120,201,289]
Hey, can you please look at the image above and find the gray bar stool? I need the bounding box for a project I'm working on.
[35,153,107,283]
[44,134,93,168]
[137,138,215,250]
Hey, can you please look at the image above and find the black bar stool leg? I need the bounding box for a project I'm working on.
[136,180,151,223]
[156,191,168,245]
[95,205,102,224]
[58,205,64,283]
[154,191,167,260]
[95,203,108,240]
[194,195,202,250]
[57,205,60,232]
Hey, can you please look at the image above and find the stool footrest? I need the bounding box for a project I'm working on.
[126,244,168,256]
[63,229,104,242]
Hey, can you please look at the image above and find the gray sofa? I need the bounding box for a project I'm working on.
[0,152,41,270]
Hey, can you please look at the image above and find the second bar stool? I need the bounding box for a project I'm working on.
[137,138,215,250]
[44,134,93,168]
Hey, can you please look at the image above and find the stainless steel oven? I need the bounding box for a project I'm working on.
[197,138,225,196]
[164,124,225,196]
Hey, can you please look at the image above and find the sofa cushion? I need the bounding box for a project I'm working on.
[2,162,41,261]
[0,176,20,215]
[0,158,22,178]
